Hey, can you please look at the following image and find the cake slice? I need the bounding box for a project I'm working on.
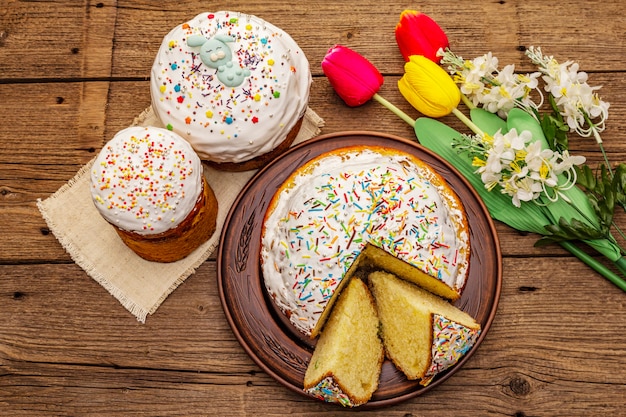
[303,277,384,407]
[368,271,481,386]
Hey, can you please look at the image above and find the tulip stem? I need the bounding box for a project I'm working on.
[373,93,416,127]
[460,93,476,110]
[451,107,484,137]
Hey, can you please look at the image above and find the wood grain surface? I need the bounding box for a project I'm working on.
[1,1,625,416]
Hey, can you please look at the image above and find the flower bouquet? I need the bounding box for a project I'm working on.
[321,10,626,292]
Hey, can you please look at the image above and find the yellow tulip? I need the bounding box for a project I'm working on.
[398,55,461,118]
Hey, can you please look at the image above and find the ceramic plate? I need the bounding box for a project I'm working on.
[217,131,502,408]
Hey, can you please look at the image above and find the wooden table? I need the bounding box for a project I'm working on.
[2,1,625,415]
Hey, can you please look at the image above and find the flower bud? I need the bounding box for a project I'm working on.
[395,10,449,63]
[398,55,460,118]
[321,45,384,107]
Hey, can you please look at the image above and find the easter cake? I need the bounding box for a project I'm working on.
[260,145,470,338]
[150,11,311,171]
[90,126,218,263]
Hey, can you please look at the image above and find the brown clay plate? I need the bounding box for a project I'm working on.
[217,131,502,409]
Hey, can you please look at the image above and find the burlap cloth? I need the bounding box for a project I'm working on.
[37,107,324,322]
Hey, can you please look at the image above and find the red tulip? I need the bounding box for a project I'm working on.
[395,10,449,63]
[321,45,384,107]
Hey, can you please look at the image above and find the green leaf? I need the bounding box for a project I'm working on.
[504,109,604,235]
[576,163,618,232]
[469,108,507,135]
[575,164,597,191]
[551,116,569,151]
[614,163,626,208]
[560,217,604,239]
[584,238,624,262]
[540,113,569,151]
[506,108,550,149]
[540,114,557,146]
[536,216,607,247]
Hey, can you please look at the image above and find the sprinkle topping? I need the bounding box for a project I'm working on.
[305,377,354,407]
[421,314,481,386]
[90,126,202,235]
[261,147,470,337]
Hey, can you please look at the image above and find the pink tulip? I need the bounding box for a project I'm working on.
[321,45,384,107]
[395,10,449,63]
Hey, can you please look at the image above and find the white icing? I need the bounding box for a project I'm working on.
[261,147,470,336]
[150,11,311,163]
[90,126,202,235]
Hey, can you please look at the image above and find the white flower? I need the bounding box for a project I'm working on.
[457,127,586,207]
[553,150,586,174]
[441,50,542,117]
[526,46,610,142]
[502,175,542,208]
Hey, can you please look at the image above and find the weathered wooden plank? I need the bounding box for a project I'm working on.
[3,259,625,369]
[2,1,626,81]
[0,82,109,167]
[0,0,118,80]
[2,357,624,416]
[2,258,625,415]
[108,0,626,77]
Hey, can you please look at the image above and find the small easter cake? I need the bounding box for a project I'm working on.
[90,126,218,263]
[150,11,311,171]
[260,145,470,338]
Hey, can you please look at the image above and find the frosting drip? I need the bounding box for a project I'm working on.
[261,147,469,336]
[90,126,202,235]
[150,11,311,163]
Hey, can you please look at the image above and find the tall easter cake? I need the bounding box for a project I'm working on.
[260,145,470,338]
[150,11,311,171]
[90,126,218,263]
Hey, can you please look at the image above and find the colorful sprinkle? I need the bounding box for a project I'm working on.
[305,377,353,407]
[420,315,480,386]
